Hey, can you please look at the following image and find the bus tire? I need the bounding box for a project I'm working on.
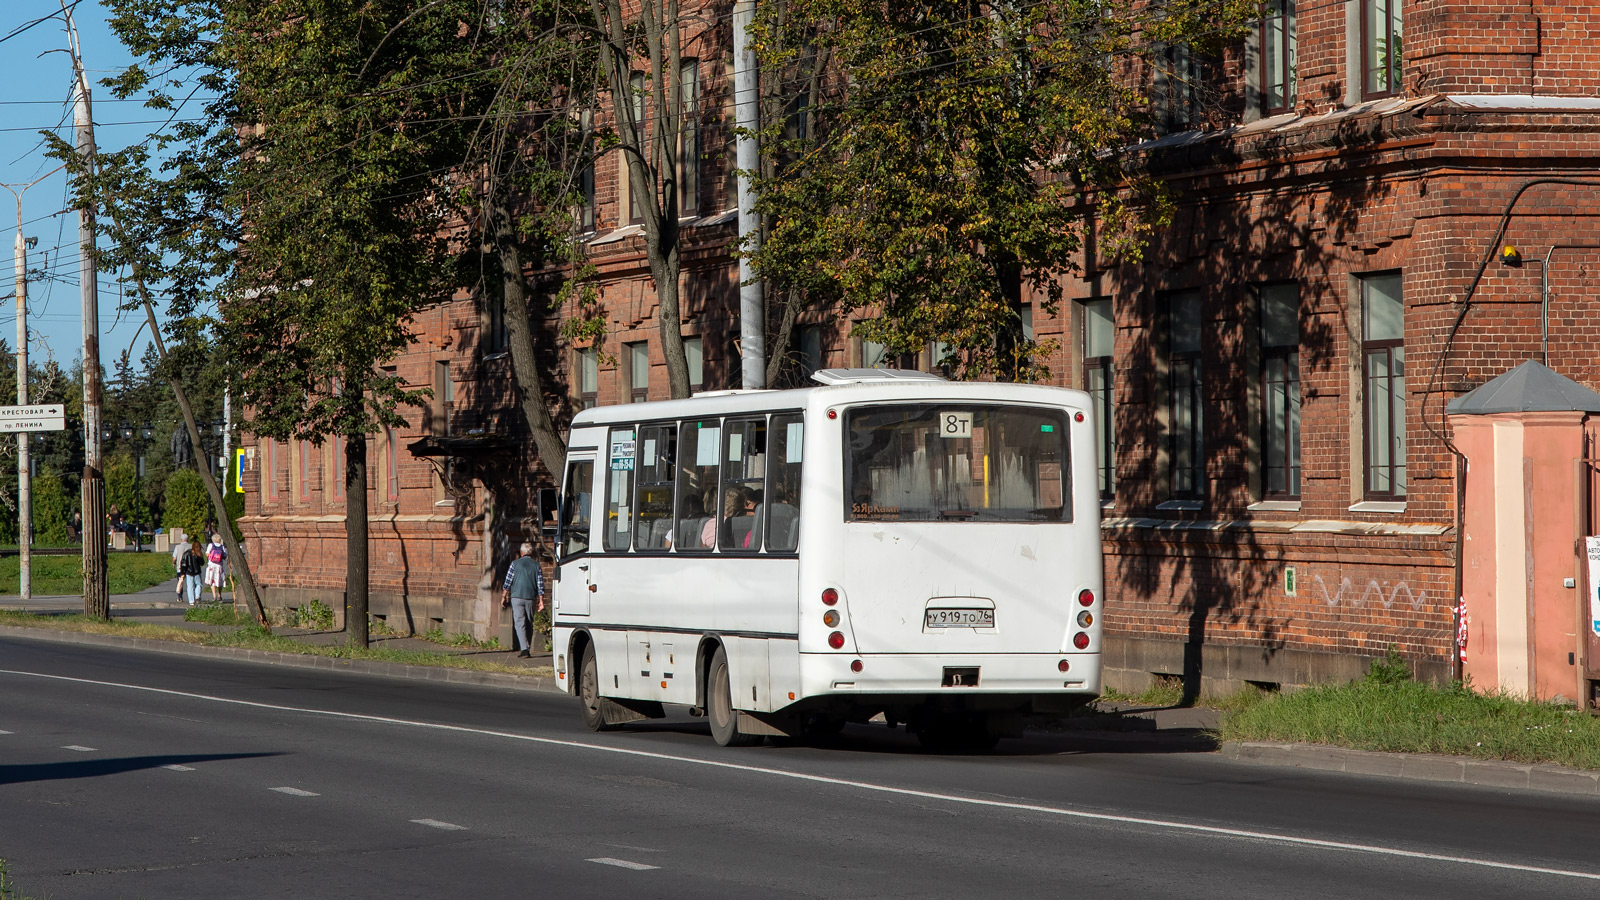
[707,646,761,747]
[578,643,618,732]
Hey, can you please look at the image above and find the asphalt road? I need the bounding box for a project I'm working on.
[3,635,1599,899]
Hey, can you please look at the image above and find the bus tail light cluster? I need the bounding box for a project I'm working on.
[822,587,852,652]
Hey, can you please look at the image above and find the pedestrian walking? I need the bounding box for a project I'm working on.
[203,533,228,603]
[171,532,189,599]
[180,540,205,605]
[500,541,545,659]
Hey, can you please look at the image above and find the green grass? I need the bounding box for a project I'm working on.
[0,552,178,595]
[184,604,253,626]
[0,610,553,678]
[1222,677,1600,771]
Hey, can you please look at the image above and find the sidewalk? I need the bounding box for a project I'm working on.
[0,577,557,681]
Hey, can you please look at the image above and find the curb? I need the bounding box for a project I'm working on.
[0,625,567,696]
[1221,740,1600,797]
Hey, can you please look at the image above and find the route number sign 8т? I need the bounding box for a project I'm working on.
[938,411,972,439]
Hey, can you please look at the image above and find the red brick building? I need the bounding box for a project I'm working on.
[240,1,1600,693]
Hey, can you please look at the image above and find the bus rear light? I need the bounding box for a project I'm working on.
[1074,412,1085,423]
[828,631,845,649]
[828,408,838,420]
[822,588,839,606]
[1058,659,1070,672]
[850,659,863,673]
[1077,589,1095,607]
[1077,611,1093,628]
[823,610,840,627]
[1073,632,1090,650]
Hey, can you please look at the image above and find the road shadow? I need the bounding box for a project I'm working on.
[0,752,283,786]
[600,719,1218,757]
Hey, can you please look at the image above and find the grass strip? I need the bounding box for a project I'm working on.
[1221,677,1600,771]
[0,611,554,678]
[0,553,180,595]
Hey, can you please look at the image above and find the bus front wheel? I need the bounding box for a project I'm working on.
[578,644,618,732]
[707,647,762,747]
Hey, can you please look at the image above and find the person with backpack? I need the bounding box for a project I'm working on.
[203,533,228,603]
[180,540,205,605]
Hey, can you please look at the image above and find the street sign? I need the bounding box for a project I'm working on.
[0,404,66,433]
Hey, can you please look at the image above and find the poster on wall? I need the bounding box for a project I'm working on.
[1586,537,1600,638]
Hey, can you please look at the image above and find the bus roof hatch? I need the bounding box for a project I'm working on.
[811,368,947,385]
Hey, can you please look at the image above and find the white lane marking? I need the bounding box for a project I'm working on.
[161,764,195,771]
[61,745,96,752]
[587,857,659,871]
[0,729,12,734]
[269,787,319,797]
[411,819,467,831]
[4,667,1597,883]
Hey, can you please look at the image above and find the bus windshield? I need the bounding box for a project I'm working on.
[845,404,1070,523]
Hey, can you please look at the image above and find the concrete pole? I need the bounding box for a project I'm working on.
[14,218,30,600]
[222,387,231,488]
[63,4,108,618]
[733,0,765,389]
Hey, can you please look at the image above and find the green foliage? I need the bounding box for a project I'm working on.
[32,469,77,545]
[748,1,1252,381]
[184,604,251,626]
[1367,645,1413,685]
[1222,678,1600,771]
[105,451,150,528]
[162,469,211,542]
[292,598,337,631]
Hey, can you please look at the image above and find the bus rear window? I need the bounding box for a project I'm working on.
[845,405,1070,523]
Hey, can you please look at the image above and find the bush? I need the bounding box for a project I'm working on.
[32,468,77,544]
[1367,645,1412,686]
[163,468,211,540]
[105,451,150,528]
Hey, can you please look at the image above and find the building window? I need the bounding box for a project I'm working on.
[298,439,313,503]
[627,71,647,224]
[678,60,700,217]
[1362,0,1402,98]
[1167,290,1204,499]
[484,292,508,355]
[578,347,599,410]
[264,438,277,503]
[1261,0,1297,115]
[1082,298,1115,499]
[1362,273,1405,499]
[798,324,823,378]
[434,360,454,435]
[626,341,650,403]
[385,427,400,502]
[577,107,596,233]
[1159,43,1203,132]
[684,337,704,392]
[1260,283,1300,498]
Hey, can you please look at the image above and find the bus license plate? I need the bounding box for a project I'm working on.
[925,608,995,628]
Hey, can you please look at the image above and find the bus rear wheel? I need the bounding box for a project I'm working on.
[578,644,618,732]
[707,646,761,747]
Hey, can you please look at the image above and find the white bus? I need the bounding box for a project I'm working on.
[550,369,1103,749]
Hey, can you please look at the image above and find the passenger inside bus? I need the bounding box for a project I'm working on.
[704,485,747,549]
[668,493,706,549]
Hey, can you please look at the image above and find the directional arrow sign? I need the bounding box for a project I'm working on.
[0,404,67,433]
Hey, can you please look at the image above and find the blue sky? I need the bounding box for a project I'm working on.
[0,1,168,372]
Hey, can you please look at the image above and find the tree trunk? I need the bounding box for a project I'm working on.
[766,287,801,387]
[344,422,370,647]
[81,468,107,619]
[491,197,565,476]
[131,286,269,628]
[994,255,1025,383]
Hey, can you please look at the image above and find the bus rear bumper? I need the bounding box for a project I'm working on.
[799,652,1101,699]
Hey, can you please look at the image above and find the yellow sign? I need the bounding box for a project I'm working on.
[234,448,246,493]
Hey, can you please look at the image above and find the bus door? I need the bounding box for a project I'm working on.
[555,452,597,617]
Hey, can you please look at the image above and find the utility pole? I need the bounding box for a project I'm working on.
[733,0,765,389]
[62,2,108,619]
[3,168,60,603]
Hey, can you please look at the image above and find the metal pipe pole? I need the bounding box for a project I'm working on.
[733,0,765,389]
[14,211,29,601]
[63,3,108,618]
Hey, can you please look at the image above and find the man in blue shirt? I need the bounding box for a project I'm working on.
[501,541,545,658]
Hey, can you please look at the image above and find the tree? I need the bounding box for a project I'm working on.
[162,468,210,542]
[588,0,704,397]
[219,1,485,647]
[748,0,1252,381]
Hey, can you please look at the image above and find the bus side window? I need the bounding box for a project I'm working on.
[559,459,594,559]
[675,419,719,551]
[604,426,637,552]
[720,417,767,553]
[634,424,677,551]
[767,414,803,552]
